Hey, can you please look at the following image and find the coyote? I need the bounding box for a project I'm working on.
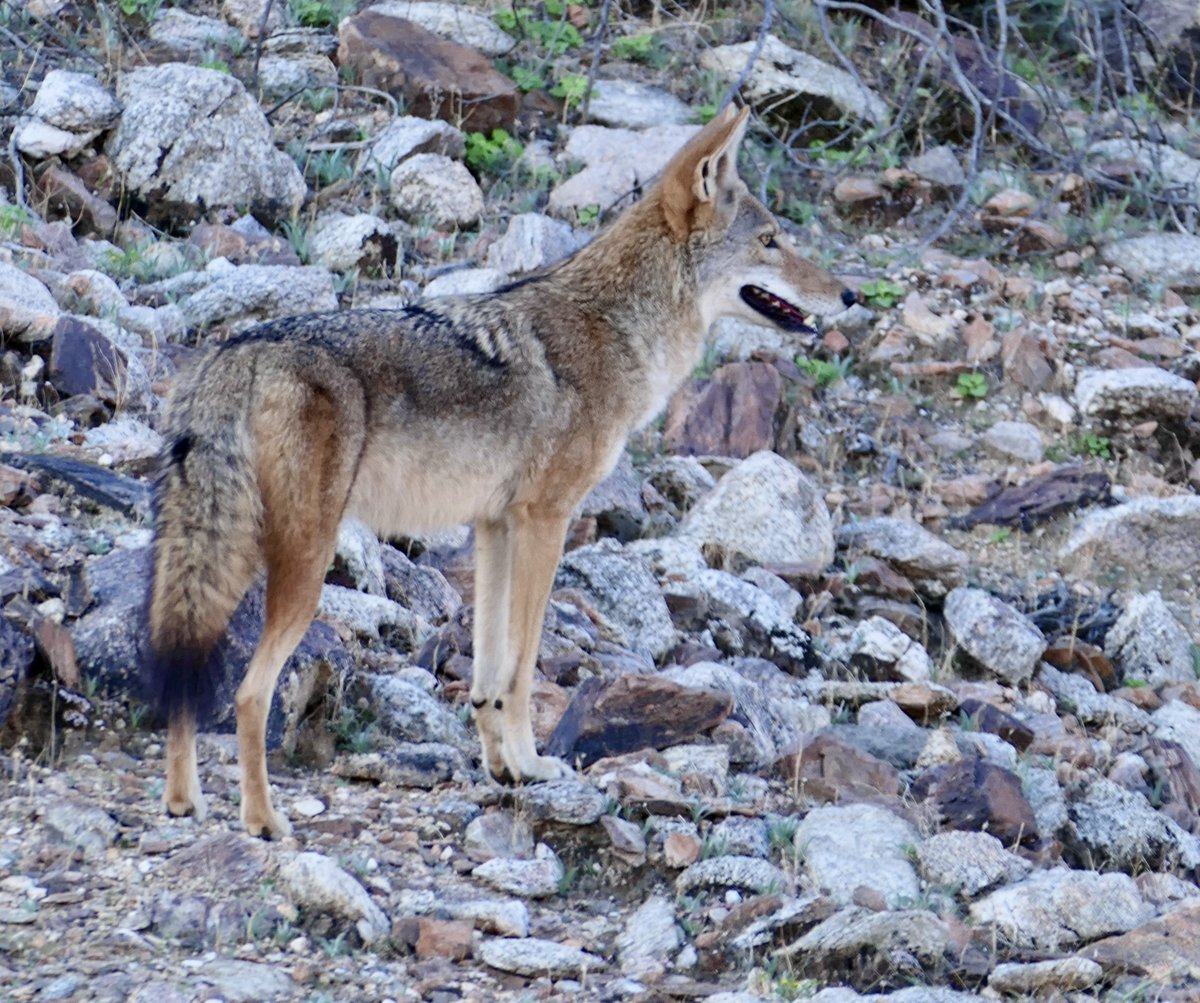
[147,105,855,839]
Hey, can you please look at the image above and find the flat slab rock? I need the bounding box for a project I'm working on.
[477,936,605,977]
[1074,366,1198,420]
[338,10,518,133]
[952,464,1110,530]
[1061,494,1200,578]
[1082,901,1200,985]
[544,672,731,766]
[835,517,967,597]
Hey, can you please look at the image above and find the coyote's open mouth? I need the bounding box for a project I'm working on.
[739,285,817,334]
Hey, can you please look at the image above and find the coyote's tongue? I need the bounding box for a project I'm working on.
[739,284,815,334]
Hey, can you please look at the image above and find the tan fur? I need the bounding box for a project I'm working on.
[148,106,853,838]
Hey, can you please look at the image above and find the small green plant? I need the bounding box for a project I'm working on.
[1123,678,1148,689]
[289,0,352,28]
[200,57,230,74]
[1191,643,1200,679]
[550,73,590,111]
[319,932,350,957]
[465,128,524,176]
[611,32,663,64]
[859,278,906,309]
[495,5,582,54]
[557,864,580,896]
[796,355,850,388]
[781,197,817,226]
[767,816,799,858]
[0,204,35,237]
[332,705,377,754]
[117,0,162,19]
[301,87,337,113]
[575,204,600,226]
[953,371,989,399]
[1075,433,1112,459]
[508,64,545,92]
[691,103,719,124]
[988,527,1012,545]
[281,218,311,263]
[700,835,729,860]
[128,701,148,730]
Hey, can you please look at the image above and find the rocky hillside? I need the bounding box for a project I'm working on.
[3,0,1200,1001]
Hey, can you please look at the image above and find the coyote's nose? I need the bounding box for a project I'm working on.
[841,288,858,308]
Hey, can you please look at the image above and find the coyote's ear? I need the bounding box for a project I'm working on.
[661,104,750,241]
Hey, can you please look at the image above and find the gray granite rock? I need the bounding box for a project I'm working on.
[277,851,389,944]
[943,587,1045,685]
[916,831,1030,896]
[107,63,305,222]
[556,538,675,659]
[1106,591,1197,686]
[1074,366,1198,420]
[970,869,1153,950]
[677,450,834,570]
[478,936,605,976]
[390,153,483,228]
[795,803,920,908]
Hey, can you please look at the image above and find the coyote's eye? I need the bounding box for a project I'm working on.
[759,233,778,249]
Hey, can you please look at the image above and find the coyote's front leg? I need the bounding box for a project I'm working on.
[470,508,573,783]
[470,519,514,780]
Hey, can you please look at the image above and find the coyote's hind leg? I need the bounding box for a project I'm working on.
[163,710,206,820]
[236,381,360,839]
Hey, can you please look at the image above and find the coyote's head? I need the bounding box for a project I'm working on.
[659,105,856,334]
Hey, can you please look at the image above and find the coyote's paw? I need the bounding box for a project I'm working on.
[511,753,573,784]
[164,790,208,822]
[242,805,293,841]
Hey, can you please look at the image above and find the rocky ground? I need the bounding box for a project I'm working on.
[3,0,1200,1001]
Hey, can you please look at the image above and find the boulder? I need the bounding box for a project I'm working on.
[106,64,306,223]
[701,34,888,125]
[338,11,519,132]
[677,451,833,570]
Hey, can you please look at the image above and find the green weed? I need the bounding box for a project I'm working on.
[550,73,590,112]
[954,371,989,399]
[465,128,524,176]
[859,278,907,308]
[796,355,851,388]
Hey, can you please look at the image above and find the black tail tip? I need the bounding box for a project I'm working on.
[144,643,224,725]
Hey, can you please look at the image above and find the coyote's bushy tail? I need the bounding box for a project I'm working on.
[146,380,264,724]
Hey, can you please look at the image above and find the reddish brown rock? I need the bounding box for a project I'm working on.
[892,682,957,724]
[48,317,128,404]
[958,698,1035,752]
[663,362,784,459]
[545,674,731,766]
[777,732,901,804]
[189,221,300,266]
[35,163,118,237]
[1083,903,1200,985]
[1043,636,1117,692]
[834,176,887,205]
[663,831,701,868]
[416,918,474,961]
[530,678,569,744]
[338,12,519,133]
[962,313,997,363]
[1000,327,1053,391]
[912,757,1038,845]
